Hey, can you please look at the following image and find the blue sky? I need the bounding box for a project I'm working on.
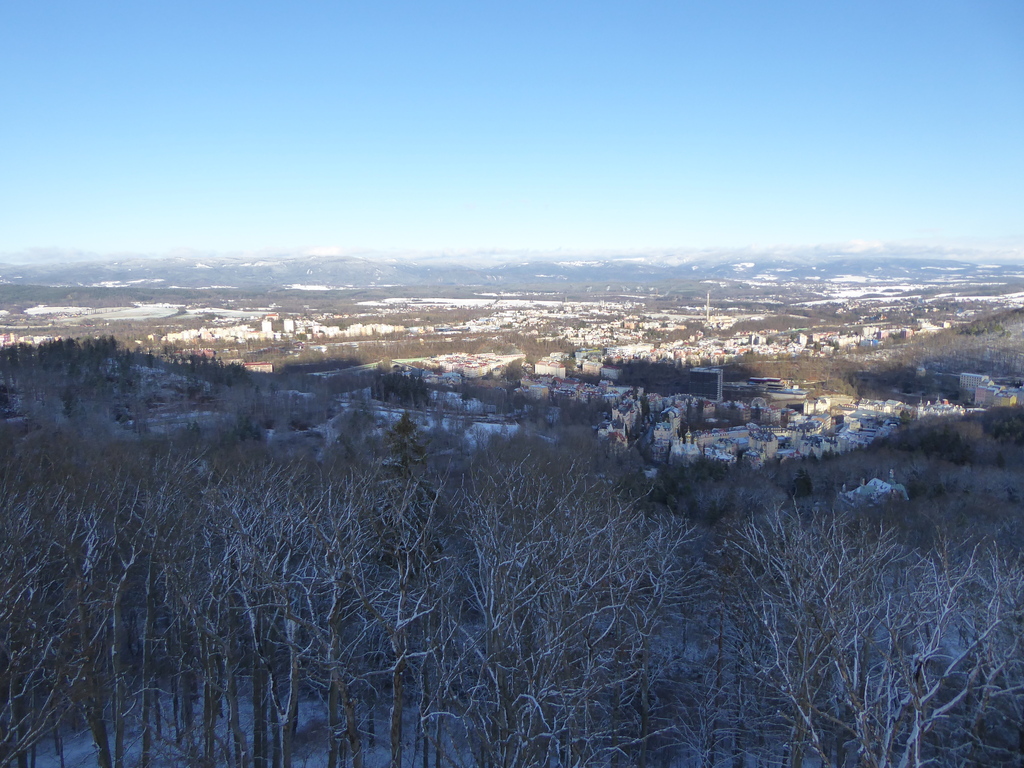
[1,1,1022,256]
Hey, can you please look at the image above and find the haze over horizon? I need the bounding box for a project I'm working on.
[2,1,1022,257]
[4,239,1024,270]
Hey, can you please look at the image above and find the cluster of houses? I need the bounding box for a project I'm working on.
[0,332,58,346]
[960,372,1023,407]
[654,410,896,468]
[519,374,632,404]
[839,471,910,507]
[423,353,524,380]
[163,323,268,345]
[584,383,864,467]
[163,314,412,346]
[391,355,1013,475]
[557,321,942,370]
[584,379,998,470]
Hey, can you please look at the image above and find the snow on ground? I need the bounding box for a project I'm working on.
[828,287,916,298]
[185,307,268,318]
[794,298,858,306]
[356,297,577,309]
[91,305,183,320]
[855,295,924,302]
[828,275,873,283]
[28,696,445,768]
[90,279,167,287]
[357,297,496,307]
[465,419,520,446]
[24,305,92,315]
[926,291,1024,304]
[493,298,565,307]
[328,399,519,449]
[23,304,186,321]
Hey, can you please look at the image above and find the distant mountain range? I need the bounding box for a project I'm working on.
[1,247,1022,290]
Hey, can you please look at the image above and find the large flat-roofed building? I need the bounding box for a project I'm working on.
[600,365,622,381]
[690,366,723,402]
[960,372,992,391]
[534,360,566,378]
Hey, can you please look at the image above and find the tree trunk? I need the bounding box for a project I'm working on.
[327,671,341,768]
[13,690,29,768]
[271,689,282,768]
[253,648,268,768]
[343,680,363,768]
[182,668,197,762]
[611,679,620,768]
[52,718,65,768]
[111,584,127,768]
[226,647,249,768]
[391,658,406,768]
[420,659,430,768]
[638,638,651,768]
[85,695,113,768]
[281,619,300,768]
[226,597,249,768]
[202,642,219,768]
[141,560,157,768]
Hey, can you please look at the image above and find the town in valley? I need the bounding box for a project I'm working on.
[2,256,1022,505]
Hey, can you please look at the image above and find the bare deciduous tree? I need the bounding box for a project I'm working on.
[731,508,1024,768]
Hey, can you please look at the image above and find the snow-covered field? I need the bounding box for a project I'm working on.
[21,304,182,321]
[24,305,93,315]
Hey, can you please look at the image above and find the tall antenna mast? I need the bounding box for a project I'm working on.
[706,291,711,325]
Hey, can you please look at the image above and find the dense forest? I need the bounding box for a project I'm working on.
[2,340,1024,768]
